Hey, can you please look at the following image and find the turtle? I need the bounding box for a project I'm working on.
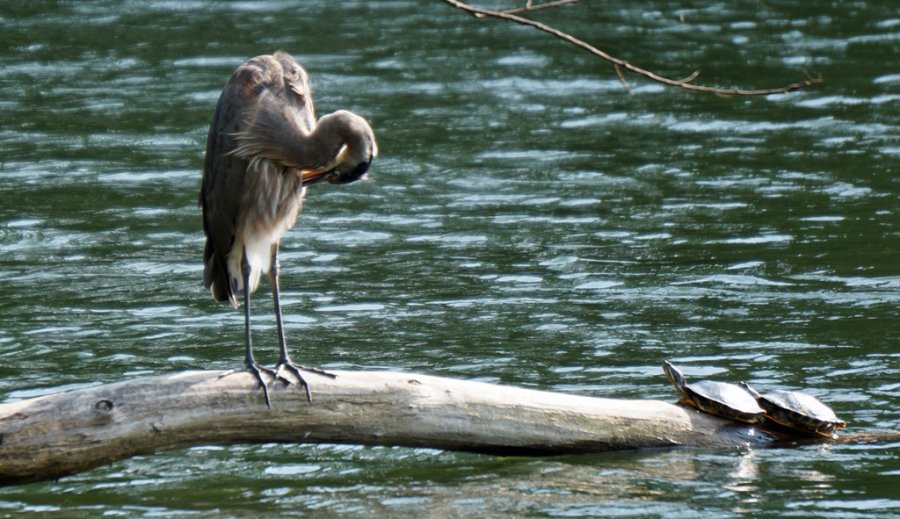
[662,361,764,423]
[740,383,846,437]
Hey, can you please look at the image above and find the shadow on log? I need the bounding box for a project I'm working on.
[0,369,831,485]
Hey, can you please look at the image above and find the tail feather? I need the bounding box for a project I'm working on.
[204,241,238,308]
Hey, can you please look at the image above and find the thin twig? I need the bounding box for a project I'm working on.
[442,0,822,96]
[678,70,701,84]
[502,0,579,15]
[613,64,631,92]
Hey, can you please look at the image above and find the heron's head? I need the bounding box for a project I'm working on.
[324,152,375,185]
[302,110,377,185]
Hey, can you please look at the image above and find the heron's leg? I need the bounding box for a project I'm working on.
[269,242,335,403]
[270,242,292,369]
[241,246,275,408]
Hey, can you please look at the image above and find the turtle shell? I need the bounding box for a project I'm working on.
[663,361,764,423]
[756,389,846,436]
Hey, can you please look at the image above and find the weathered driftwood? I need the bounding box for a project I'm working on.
[1,369,776,485]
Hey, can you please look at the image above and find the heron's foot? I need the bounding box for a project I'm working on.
[246,362,278,409]
[273,359,337,403]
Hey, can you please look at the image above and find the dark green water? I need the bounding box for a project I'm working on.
[1,1,898,516]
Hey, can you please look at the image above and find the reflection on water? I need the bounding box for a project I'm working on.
[1,0,898,516]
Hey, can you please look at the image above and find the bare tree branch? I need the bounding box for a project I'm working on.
[2,368,892,485]
[0,369,852,485]
[442,0,822,96]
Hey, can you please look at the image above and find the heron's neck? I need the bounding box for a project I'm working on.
[281,119,346,171]
[232,108,348,172]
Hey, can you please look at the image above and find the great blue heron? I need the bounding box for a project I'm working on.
[200,51,377,406]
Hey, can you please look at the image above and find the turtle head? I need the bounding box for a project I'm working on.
[738,381,762,400]
[662,361,685,388]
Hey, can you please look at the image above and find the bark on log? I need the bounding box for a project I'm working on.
[0,369,775,485]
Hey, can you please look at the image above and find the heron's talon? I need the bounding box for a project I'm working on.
[273,360,335,403]
[246,363,277,408]
[218,368,238,380]
[272,365,295,386]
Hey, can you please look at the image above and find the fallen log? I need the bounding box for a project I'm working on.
[0,369,800,484]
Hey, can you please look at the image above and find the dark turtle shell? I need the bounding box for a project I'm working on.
[741,383,846,437]
[663,361,764,423]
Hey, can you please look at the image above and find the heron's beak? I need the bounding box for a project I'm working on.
[300,157,373,186]
[300,168,329,185]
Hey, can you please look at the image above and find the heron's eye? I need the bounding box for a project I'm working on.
[290,67,297,76]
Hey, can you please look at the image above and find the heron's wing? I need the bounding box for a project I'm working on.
[200,58,281,302]
[200,89,241,301]
[199,54,318,303]
[274,50,316,132]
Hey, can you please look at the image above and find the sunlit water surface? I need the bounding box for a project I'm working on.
[1,1,898,516]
